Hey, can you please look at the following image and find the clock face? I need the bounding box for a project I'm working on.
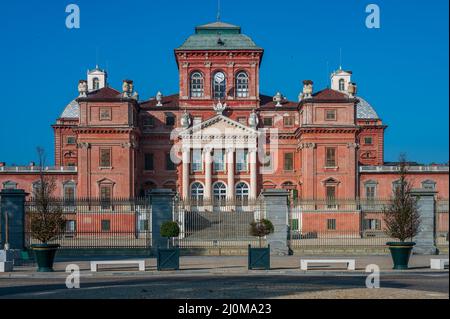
[214,72,225,83]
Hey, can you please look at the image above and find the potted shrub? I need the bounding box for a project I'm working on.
[29,148,66,272]
[248,219,274,270]
[157,221,180,271]
[384,155,421,270]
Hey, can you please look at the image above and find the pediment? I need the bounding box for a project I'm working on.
[180,115,258,138]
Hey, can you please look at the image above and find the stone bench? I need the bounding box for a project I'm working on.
[90,260,146,272]
[300,259,356,271]
[430,258,449,270]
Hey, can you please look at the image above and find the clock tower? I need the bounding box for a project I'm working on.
[175,21,264,110]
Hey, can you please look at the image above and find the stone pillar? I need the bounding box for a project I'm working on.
[0,189,28,250]
[410,189,438,255]
[260,189,290,256]
[182,148,190,200]
[150,189,176,253]
[250,148,258,199]
[227,148,235,200]
[204,148,212,201]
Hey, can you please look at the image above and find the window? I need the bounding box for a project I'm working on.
[213,149,225,172]
[364,219,381,231]
[236,149,248,172]
[144,153,154,171]
[364,137,373,145]
[63,182,76,206]
[99,148,111,167]
[339,79,345,91]
[237,117,247,125]
[190,72,204,98]
[191,149,202,172]
[166,153,176,171]
[2,181,17,190]
[236,72,249,98]
[67,163,76,167]
[422,180,436,190]
[65,220,76,233]
[100,186,112,209]
[291,219,299,231]
[32,181,42,196]
[236,182,249,202]
[325,148,336,167]
[327,219,337,230]
[283,116,295,127]
[166,115,175,126]
[101,220,111,232]
[99,108,112,121]
[93,77,100,90]
[326,110,337,121]
[284,153,294,171]
[213,71,226,99]
[263,117,273,127]
[66,136,76,145]
[365,184,376,200]
[191,182,204,201]
[326,185,337,209]
[143,116,155,128]
[392,180,403,193]
[213,182,227,202]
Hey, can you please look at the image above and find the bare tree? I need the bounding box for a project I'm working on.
[383,154,421,242]
[28,147,66,244]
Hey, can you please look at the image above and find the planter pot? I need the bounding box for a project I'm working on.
[248,244,270,270]
[31,244,60,272]
[157,248,180,271]
[387,242,416,270]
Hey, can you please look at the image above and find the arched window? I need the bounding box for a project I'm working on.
[236,72,249,98]
[190,182,204,201]
[235,182,249,203]
[339,79,345,91]
[213,71,226,99]
[93,77,100,90]
[213,182,227,203]
[190,72,204,98]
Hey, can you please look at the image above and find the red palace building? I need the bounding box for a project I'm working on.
[0,21,449,204]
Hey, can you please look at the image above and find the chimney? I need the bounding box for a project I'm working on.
[122,80,133,98]
[0,162,5,167]
[301,80,314,100]
[78,80,88,97]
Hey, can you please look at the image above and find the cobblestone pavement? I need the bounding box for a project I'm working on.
[0,255,448,299]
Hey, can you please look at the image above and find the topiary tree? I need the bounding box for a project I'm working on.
[160,221,180,248]
[250,219,274,248]
[383,154,421,242]
[29,147,66,244]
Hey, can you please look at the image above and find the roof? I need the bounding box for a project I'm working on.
[259,94,297,108]
[60,99,80,119]
[356,97,379,119]
[85,86,121,99]
[177,21,261,51]
[312,88,350,101]
[140,94,179,108]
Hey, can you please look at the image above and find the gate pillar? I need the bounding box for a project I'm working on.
[0,189,28,250]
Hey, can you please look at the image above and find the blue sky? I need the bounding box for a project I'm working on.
[0,0,448,165]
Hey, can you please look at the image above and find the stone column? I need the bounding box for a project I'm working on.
[204,148,212,201]
[182,147,190,200]
[149,189,176,253]
[250,148,258,199]
[227,148,235,200]
[410,189,438,255]
[260,189,290,256]
[0,189,28,250]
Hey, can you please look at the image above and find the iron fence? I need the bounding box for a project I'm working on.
[173,197,265,248]
[25,197,151,249]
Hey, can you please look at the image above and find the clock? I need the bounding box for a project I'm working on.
[214,72,225,83]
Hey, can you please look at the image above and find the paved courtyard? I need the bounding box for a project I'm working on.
[0,255,448,299]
